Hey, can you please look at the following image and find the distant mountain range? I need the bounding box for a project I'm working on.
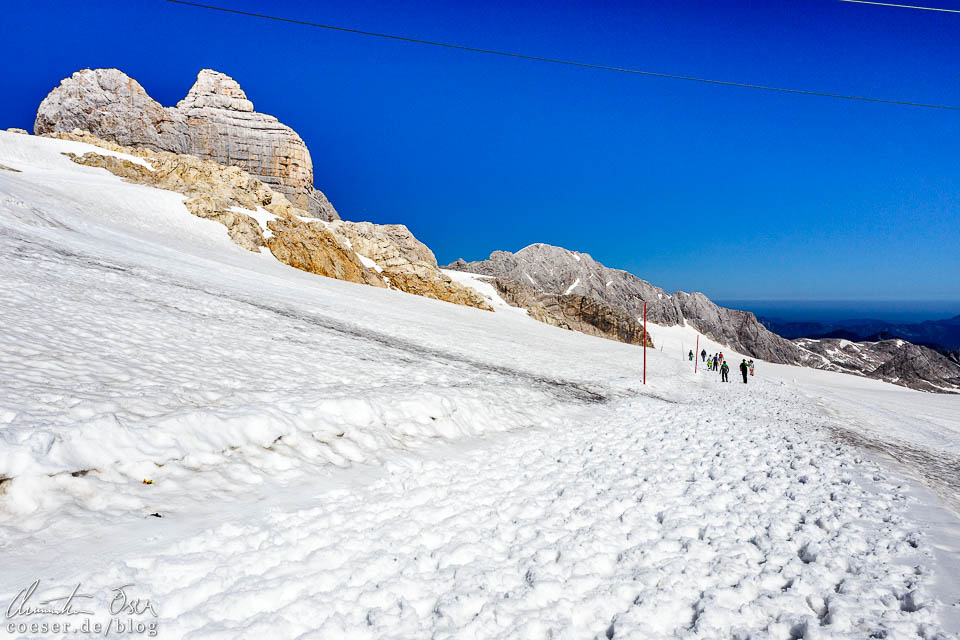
[760,316,960,353]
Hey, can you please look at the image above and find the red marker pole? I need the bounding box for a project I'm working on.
[694,335,699,373]
[643,301,647,385]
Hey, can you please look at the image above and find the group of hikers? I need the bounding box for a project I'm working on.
[687,348,755,383]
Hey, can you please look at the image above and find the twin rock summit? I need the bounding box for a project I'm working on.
[24,68,960,393]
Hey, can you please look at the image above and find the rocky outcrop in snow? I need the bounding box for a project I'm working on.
[447,244,683,326]
[328,221,492,310]
[62,134,384,287]
[492,278,654,347]
[673,291,810,365]
[34,68,339,220]
[796,338,960,393]
[446,244,799,363]
[60,132,494,308]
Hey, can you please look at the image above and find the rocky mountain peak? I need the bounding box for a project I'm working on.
[445,243,805,362]
[516,243,592,265]
[177,69,254,113]
[34,68,339,220]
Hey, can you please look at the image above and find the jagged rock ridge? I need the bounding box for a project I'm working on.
[447,244,804,365]
[34,68,339,220]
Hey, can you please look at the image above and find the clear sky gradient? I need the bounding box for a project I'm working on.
[2,0,958,303]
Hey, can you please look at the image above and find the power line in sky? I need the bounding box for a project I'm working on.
[837,0,960,13]
[163,0,960,111]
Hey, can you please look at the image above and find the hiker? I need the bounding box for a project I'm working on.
[688,350,694,361]
[720,360,730,382]
[748,360,755,376]
[740,359,749,383]
[718,352,724,364]
[701,349,707,362]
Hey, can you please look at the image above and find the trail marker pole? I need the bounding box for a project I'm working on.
[694,335,699,373]
[643,301,647,385]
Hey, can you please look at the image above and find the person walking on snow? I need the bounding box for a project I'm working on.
[689,350,694,361]
[739,359,749,383]
[720,360,730,382]
[701,349,707,362]
[748,360,755,376]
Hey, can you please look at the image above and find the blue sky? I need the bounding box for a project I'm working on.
[2,0,958,304]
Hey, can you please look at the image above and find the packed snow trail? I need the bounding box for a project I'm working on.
[2,386,949,638]
[1,132,958,638]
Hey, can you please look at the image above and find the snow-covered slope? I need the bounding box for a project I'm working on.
[1,132,959,638]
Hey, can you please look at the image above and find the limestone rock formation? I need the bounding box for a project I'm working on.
[328,221,493,311]
[868,343,960,392]
[34,68,339,220]
[492,278,654,347]
[447,244,684,326]
[265,217,385,287]
[795,337,960,393]
[5,128,29,134]
[445,243,797,361]
[56,133,499,309]
[59,131,384,285]
[673,291,810,365]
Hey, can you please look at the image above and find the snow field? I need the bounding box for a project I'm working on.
[1,131,958,638]
[2,386,947,638]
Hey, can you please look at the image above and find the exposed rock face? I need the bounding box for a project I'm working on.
[869,344,960,392]
[5,128,29,135]
[446,244,797,362]
[57,133,497,309]
[265,217,385,287]
[492,278,654,347]
[34,68,339,220]
[673,291,810,365]
[795,338,960,393]
[447,244,684,326]
[60,131,385,286]
[328,221,493,311]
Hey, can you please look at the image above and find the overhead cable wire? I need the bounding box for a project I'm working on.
[163,0,960,111]
[837,0,960,13]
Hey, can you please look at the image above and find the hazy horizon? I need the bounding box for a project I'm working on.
[716,299,960,324]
